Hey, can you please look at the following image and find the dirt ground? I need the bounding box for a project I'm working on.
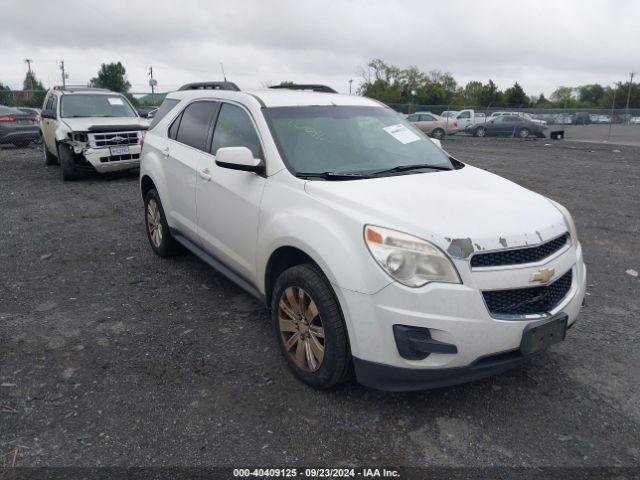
[0,137,638,467]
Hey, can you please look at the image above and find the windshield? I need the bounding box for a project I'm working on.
[265,106,453,176]
[60,94,138,118]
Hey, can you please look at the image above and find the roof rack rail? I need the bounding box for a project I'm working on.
[178,82,241,92]
[269,84,337,93]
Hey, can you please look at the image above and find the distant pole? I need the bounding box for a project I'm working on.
[24,58,34,90]
[58,60,66,88]
[148,66,156,104]
[608,86,617,141]
[349,79,353,95]
[625,72,635,124]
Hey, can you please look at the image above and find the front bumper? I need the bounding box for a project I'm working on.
[79,145,141,173]
[336,244,587,391]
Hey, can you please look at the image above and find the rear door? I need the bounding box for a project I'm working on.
[196,102,266,283]
[416,114,436,134]
[164,100,220,244]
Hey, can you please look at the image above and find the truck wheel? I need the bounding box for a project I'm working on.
[475,126,486,137]
[518,128,530,138]
[44,141,59,166]
[272,263,352,389]
[58,144,81,181]
[144,189,178,257]
[431,128,445,139]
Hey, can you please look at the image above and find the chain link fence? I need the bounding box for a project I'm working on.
[387,103,640,144]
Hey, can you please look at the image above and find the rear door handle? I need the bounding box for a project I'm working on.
[199,168,212,181]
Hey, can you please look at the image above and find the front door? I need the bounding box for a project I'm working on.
[196,102,266,284]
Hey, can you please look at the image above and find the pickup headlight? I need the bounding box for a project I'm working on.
[548,199,578,247]
[364,225,461,287]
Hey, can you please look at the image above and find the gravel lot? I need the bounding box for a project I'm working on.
[1,138,639,468]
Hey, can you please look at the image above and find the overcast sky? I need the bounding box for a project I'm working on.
[1,0,638,97]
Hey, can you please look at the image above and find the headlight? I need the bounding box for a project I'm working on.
[548,199,578,247]
[364,225,461,287]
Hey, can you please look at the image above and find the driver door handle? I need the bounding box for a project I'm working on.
[199,168,212,181]
[162,147,170,158]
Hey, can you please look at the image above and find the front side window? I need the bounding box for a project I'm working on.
[265,106,454,175]
[60,94,137,118]
[211,104,262,158]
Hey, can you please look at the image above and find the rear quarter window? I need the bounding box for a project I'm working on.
[149,98,179,129]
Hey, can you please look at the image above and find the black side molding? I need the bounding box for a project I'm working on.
[171,232,266,304]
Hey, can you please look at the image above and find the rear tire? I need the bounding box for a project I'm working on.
[272,263,353,389]
[431,128,445,140]
[475,126,486,137]
[44,141,59,166]
[518,128,530,138]
[144,189,179,257]
[58,144,81,181]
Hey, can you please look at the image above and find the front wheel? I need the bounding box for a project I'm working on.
[58,144,81,181]
[431,128,445,140]
[272,263,352,389]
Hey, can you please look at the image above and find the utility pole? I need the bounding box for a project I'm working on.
[58,60,67,88]
[24,58,34,90]
[349,79,353,95]
[625,72,635,124]
[148,66,157,105]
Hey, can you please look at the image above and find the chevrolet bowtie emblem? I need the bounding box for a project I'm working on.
[531,268,555,284]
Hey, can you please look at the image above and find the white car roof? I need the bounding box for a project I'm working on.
[166,88,385,108]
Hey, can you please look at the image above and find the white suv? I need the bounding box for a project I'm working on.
[139,83,587,391]
[40,86,147,180]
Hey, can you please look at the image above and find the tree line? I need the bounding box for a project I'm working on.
[359,59,640,109]
[3,59,639,110]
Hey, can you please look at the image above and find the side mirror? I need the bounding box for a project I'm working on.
[215,146,264,174]
[41,109,56,119]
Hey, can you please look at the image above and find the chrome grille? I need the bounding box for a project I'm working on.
[88,131,140,148]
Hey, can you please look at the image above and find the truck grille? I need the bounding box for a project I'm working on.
[88,131,140,148]
[482,269,573,317]
[471,233,570,268]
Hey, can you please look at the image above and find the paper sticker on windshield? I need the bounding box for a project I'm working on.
[383,124,420,144]
[107,97,124,106]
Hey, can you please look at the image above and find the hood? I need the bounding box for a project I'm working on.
[304,165,567,258]
[61,117,147,132]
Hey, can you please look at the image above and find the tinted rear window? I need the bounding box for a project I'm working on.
[149,98,179,129]
[174,101,219,151]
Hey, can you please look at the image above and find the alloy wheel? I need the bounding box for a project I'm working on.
[147,198,163,248]
[278,286,325,372]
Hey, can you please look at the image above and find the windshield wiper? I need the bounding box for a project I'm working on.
[371,164,452,176]
[295,171,374,180]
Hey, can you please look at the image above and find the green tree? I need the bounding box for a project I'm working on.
[89,62,131,92]
[503,82,529,107]
[550,86,575,104]
[578,84,605,105]
[23,71,44,91]
[464,81,484,106]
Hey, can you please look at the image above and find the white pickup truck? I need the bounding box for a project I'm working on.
[453,109,487,131]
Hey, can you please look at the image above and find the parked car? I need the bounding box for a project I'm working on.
[468,114,546,138]
[139,83,585,391]
[630,116,640,125]
[406,111,458,138]
[136,106,158,118]
[0,105,40,147]
[40,86,148,180]
[489,111,547,126]
[572,112,591,125]
[454,109,486,131]
[553,114,573,125]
